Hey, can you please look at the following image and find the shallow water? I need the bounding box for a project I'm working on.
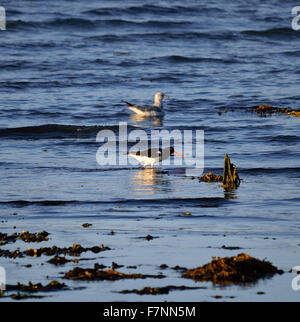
[0,0,300,301]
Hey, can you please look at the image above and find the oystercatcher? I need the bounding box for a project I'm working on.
[127,146,184,169]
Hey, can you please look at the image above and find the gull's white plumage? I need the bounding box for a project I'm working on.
[122,92,169,116]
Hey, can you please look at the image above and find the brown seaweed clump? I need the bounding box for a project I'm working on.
[182,253,283,285]
[290,110,300,117]
[9,293,44,300]
[120,285,202,295]
[0,231,49,245]
[0,248,23,259]
[25,243,110,257]
[137,234,158,241]
[0,232,18,245]
[19,231,49,243]
[6,280,66,293]
[0,243,110,259]
[253,104,300,118]
[64,266,165,281]
[198,172,223,183]
[47,255,72,265]
[254,104,290,115]
[82,223,92,228]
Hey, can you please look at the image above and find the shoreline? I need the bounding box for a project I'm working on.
[0,217,299,302]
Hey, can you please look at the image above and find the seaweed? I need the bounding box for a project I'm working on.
[47,255,72,265]
[182,253,283,285]
[111,262,124,270]
[290,111,300,117]
[198,154,240,190]
[222,154,240,189]
[10,293,44,300]
[6,280,67,293]
[19,231,49,243]
[171,265,187,271]
[253,104,292,116]
[137,234,158,241]
[198,173,223,183]
[0,243,110,259]
[119,285,203,295]
[64,266,165,281]
[0,248,23,258]
[220,104,300,118]
[25,243,110,257]
[221,245,242,250]
[0,230,49,245]
[160,264,168,269]
[82,223,92,228]
[0,232,18,245]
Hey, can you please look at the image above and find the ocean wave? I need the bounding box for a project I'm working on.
[280,50,300,57]
[8,18,95,30]
[83,4,224,16]
[148,55,241,64]
[6,17,192,32]
[239,167,300,175]
[241,28,300,39]
[88,31,238,43]
[269,135,300,143]
[0,197,228,207]
[0,60,31,70]
[0,80,65,89]
[0,124,128,140]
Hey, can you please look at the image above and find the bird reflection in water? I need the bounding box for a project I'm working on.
[130,114,163,127]
[131,168,170,195]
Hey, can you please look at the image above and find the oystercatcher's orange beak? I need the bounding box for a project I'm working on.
[174,151,184,158]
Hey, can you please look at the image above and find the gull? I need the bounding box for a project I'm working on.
[127,146,184,169]
[122,92,169,116]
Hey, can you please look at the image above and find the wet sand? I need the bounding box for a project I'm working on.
[0,216,299,302]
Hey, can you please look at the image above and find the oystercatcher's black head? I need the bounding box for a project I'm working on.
[158,147,184,161]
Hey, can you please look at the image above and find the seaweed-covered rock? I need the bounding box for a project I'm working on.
[182,253,283,285]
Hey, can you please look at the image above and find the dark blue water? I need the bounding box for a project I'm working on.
[0,0,300,301]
